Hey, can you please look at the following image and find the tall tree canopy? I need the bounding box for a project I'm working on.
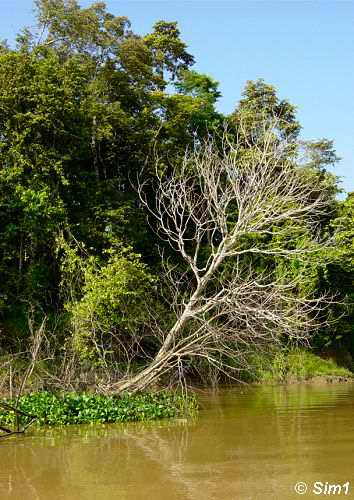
[0,1,352,387]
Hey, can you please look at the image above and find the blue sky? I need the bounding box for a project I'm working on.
[2,0,354,192]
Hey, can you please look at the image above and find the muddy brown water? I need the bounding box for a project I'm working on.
[0,383,354,499]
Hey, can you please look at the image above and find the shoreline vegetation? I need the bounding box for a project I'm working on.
[249,349,353,385]
[0,349,352,435]
[0,0,353,422]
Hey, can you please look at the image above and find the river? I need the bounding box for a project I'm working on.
[0,383,353,499]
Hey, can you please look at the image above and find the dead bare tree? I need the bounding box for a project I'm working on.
[0,310,46,438]
[109,120,335,394]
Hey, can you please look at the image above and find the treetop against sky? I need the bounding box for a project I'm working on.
[2,0,353,192]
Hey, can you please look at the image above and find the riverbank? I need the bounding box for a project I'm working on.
[1,349,352,433]
[250,348,353,385]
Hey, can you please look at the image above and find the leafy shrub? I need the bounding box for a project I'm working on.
[250,348,353,383]
[58,237,155,362]
[0,391,197,427]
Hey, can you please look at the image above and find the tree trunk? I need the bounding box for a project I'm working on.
[113,253,225,394]
[91,115,100,180]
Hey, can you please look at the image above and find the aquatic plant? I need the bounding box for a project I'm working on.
[0,391,198,428]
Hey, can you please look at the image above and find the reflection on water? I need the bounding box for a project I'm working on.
[0,383,354,499]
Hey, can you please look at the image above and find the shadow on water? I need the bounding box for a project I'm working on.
[0,383,354,499]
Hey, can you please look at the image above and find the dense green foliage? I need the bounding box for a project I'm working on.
[0,391,196,426]
[0,0,352,393]
[251,349,353,384]
[320,193,354,348]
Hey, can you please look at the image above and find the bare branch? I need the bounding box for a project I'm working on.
[110,117,336,394]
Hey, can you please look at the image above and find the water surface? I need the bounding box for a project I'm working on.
[1,383,354,499]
